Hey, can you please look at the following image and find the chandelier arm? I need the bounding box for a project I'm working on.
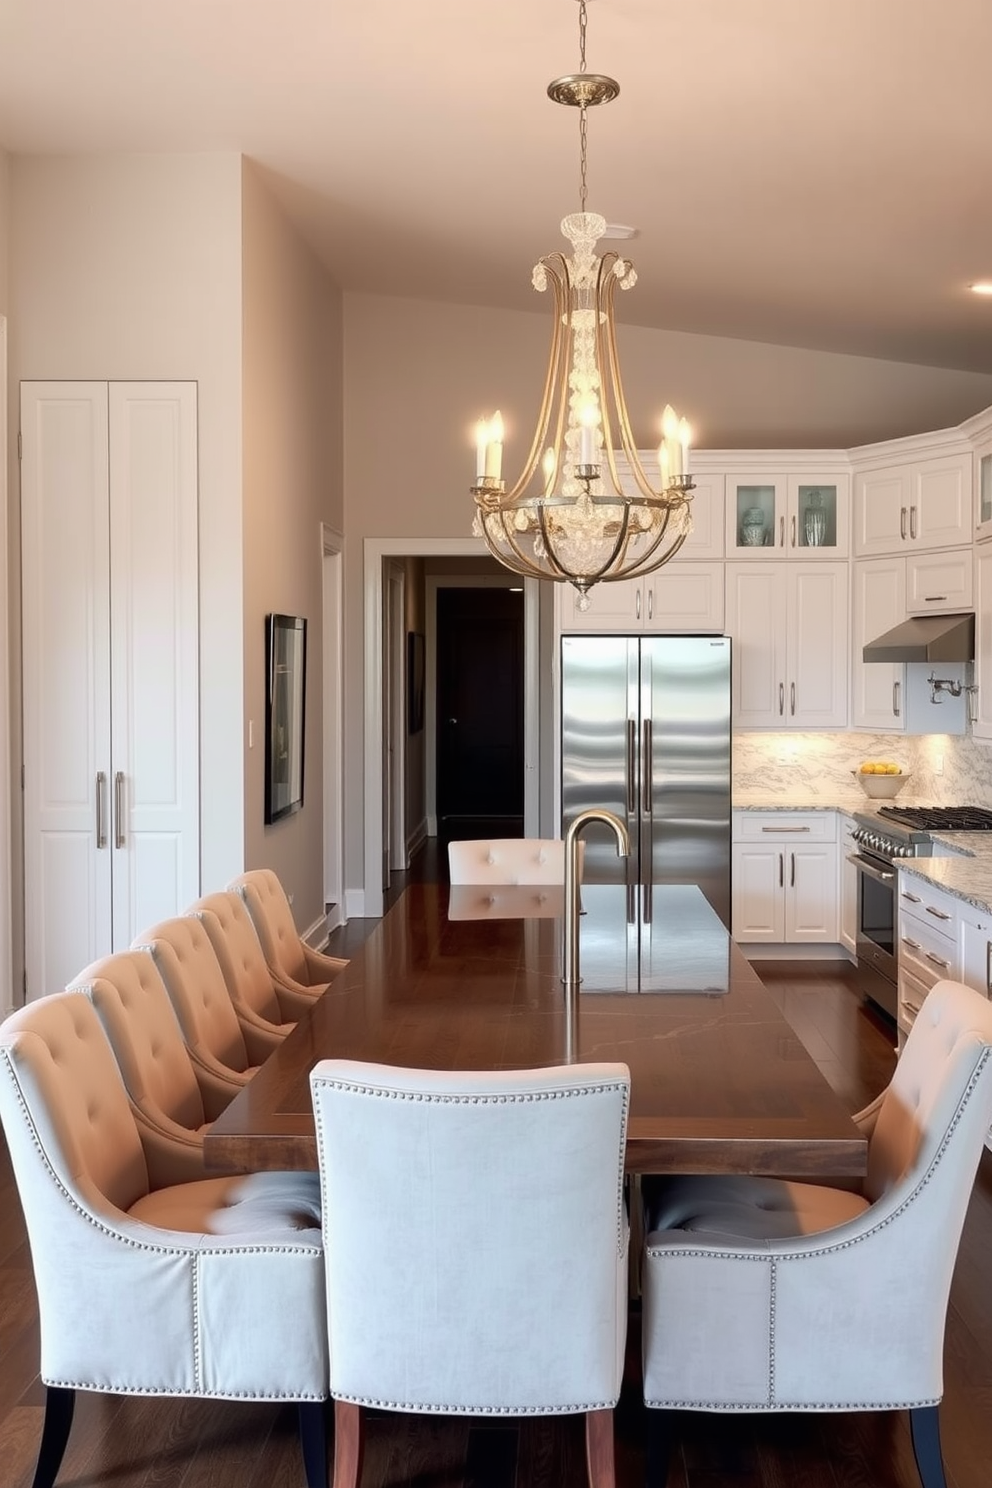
[501,254,571,507]
[611,526,690,580]
[481,511,549,579]
[598,256,661,503]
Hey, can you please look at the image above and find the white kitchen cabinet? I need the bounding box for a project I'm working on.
[851,556,905,731]
[853,452,971,557]
[725,561,848,728]
[557,563,724,632]
[897,875,959,1039]
[960,901,992,998]
[973,546,992,742]
[905,547,973,613]
[976,440,992,542]
[725,473,849,558]
[612,457,724,559]
[732,812,839,945]
[20,381,200,1001]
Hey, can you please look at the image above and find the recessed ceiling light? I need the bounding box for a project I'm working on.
[970,282,992,295]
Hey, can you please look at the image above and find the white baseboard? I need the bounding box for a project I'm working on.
[407,817,428,858]
[303,913,330,950]
[325,901,345,934]
[345,887,366,920]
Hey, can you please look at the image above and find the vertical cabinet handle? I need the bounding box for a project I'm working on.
[893,681,901,718]
[779,853,784,888]
[778,682,785,716]
[910,504,918,540]
[986,940,992,997]
[790,681,796,716]
[647,588,653,622]
[643,719,653,817]
[790,852,796,888]
[900,506,907,540]
[114,771,125,849]
[779,515,785,547]
[790,514,796,548]
[96,771,107,849]
[636,589,641,620]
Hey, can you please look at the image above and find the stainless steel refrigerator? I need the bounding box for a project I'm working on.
[560,633,732,927]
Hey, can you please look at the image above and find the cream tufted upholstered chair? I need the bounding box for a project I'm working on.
[640,979,992,1488]
[227,868,348,1000]
[310,1058,630,1488]
[133,916,261,1087]
[188,891,311,1058]
[68,948,244,1187]
[0,992,329,1488]
[447,837,579,885]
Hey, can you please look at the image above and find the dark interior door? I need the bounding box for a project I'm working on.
[436,586,524,843]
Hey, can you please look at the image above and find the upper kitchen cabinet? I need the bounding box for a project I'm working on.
[852,448,972,557]
[724,470,849,559]
[557,464,724,632]
[978,446,992,542]
[725,561,848,728]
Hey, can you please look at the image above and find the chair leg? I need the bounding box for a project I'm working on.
[644,1407,673,1488]
[585,1407,616,1488]
[30,1385,75,1488]
[909,1405,948,1488]
[332,1399,364,1488]
[298,1400,330,1488]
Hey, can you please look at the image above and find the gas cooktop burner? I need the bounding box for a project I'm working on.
[876,806,992,831]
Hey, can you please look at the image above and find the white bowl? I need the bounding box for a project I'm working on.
[852,769,911,800]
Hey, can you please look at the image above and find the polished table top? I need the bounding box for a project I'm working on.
[204,882,867,1178]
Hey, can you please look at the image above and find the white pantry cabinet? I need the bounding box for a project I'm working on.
[853,452,971,558]
[725,561,848,728]
[732,812,839,945]
[20,381,200,1000]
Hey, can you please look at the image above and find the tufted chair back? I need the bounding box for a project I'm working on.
[227,868,348,994]
[0,991,329,1488]
[640,979,992,1488]
[447,837,579,885]
[133,916,256,1083]
[310,1058,630,1488]
[187,893,301,1059]
[68,949,215,1187]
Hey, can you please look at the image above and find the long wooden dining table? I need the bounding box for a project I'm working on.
[204,880,868,1179]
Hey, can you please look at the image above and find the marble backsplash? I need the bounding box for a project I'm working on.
[733,728,992,806]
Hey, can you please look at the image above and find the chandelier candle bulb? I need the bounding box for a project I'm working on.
[475,419,489,480]
[579,402,597,467]
[659,442,670,487]
[679,417,691,477]
[484,411,503,481]
[662,404,681,479]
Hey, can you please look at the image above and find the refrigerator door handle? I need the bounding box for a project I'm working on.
[626,719,636,816]
[642,876,652,925]
[642,718,653,817]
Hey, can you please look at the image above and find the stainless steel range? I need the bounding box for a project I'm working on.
[848,805,992,1018]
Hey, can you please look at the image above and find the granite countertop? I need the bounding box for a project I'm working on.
[734,792,992,917]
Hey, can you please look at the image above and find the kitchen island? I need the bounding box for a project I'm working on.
[205,881,867,1180]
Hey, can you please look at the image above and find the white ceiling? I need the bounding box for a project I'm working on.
[2,0,992,372]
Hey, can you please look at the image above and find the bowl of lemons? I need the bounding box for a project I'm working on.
[852,761,911,799]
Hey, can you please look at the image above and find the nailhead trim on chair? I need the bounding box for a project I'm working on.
[330,1392,616,1415]
[643,1048,991,1411]
[312,1075,631,1254]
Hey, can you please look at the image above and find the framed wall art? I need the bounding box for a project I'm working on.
[408,631,425,734]
[264,613,307,824]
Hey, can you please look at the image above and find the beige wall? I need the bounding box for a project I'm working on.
[340,290,992,897]
[8,153,246,899]
[241,160,344,930]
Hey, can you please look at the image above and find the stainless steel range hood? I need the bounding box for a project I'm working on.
[862,612,975,664]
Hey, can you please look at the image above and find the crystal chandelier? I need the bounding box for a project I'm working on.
[471,0,694,610]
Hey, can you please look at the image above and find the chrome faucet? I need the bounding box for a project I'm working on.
[562,808,630,999]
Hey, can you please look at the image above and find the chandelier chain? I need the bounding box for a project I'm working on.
[578,0,588,71]
[579,106,589,212]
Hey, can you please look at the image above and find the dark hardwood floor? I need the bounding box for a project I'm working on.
[4,847,992,1487]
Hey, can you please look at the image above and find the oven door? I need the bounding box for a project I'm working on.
[849,850,898,1017]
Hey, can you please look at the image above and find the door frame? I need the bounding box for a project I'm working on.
[386,561,407,877]
[0,317,10,1014]
[363,538,539,919]
[321,525,344,931]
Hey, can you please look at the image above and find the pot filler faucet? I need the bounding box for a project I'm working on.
[562,808,630,999]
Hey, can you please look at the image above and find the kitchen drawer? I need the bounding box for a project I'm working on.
[898,915,957,990]
[734,811,836,842]
[898,877,960,932]
[905,547,972,614]
[898,966,932,1040]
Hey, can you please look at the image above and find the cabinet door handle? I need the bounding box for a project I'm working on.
[790,681,796,716]
[791,514,796,548]
[923,595,947,603]
[114,771,125,849]
[779,515,785,547]
[779,682,784,715]
[764,825,811,833]
[925,905,952,921]
[779,853,784,888]
[790,852,796,888]
[986,940,992,997]
[900,506,907,540]
[893,680,901,717]
[910,504,918,540]
[647,588,653,622]
[636,589,641,620]
[901,891,922,903]
[925,951,950,969]
[901,936,921,951]
[96,771,107,850]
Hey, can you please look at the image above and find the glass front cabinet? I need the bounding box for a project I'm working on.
[725,473,849,558]
[976,440,992,542]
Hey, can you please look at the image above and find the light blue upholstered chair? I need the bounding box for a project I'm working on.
[640,978,992,1488]
[310,1058,630,1488]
